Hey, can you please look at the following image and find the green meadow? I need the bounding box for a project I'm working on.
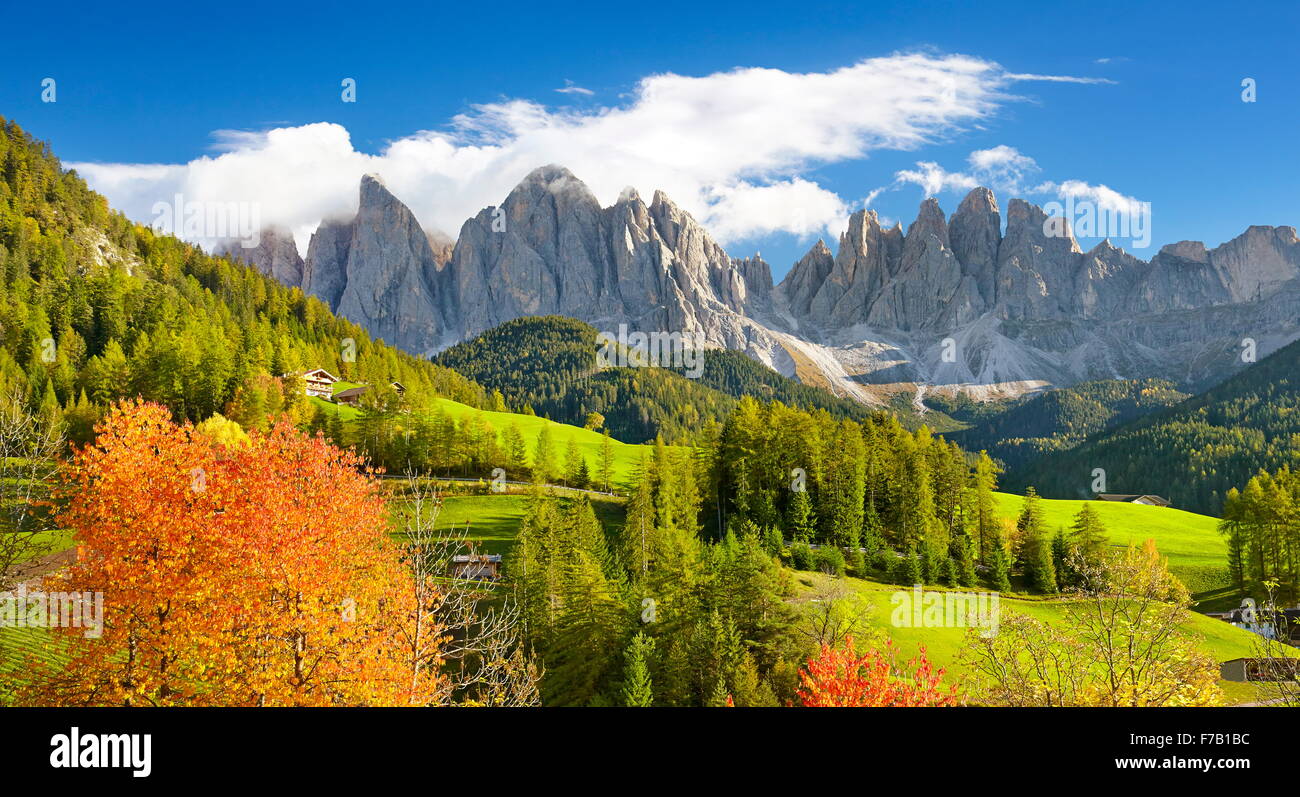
[311,395,663,490]
[993,491,1230,597]
[429,398,657,490]
[793,571,1269,705]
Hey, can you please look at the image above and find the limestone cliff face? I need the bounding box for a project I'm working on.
[301,217,352,309]
[444,167,782,353]
[333,175,447,352]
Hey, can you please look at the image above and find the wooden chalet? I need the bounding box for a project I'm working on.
[451,553,503,581]
[1220,657,1300,683]
[300,368,339,399]
[1095,493,1171,507]
[333,386,370,408]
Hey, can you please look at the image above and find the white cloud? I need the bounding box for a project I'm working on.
[894,144,1040,196]
[702,179,849,241]
[1004,72,1117,85]
[69,53,1106,251]
[889,145,1148,229]
[555,80,594,96]
[894,161,980,197]
[1038,179,1146,215]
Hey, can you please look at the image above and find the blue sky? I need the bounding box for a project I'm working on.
[4,0,1298,278]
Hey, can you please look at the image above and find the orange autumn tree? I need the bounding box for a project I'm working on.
[796,637,958,707]
[20,400,443,707]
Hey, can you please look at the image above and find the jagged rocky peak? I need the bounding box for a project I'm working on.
[949,187,1002,305]
[779,239,835,319]
[732,253,773,304]
[507,164,601,213]
[1207,224,1300,301]
[868,195,982,331]
[216,225,304,287]
[904,197,950,245]
[338,171,447,352]
[273,168,1300,408]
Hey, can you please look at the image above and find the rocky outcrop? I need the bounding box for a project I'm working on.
[216,226,303,286]
[1205,225,1300,302]
[782,240,834,320]
[866,197,982,331]
[443,166,785,357]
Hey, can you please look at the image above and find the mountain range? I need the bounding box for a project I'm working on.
[220,167,1300,406]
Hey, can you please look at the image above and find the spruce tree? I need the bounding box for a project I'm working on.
[621,632,655,707]
[1069,503,1109,563]
[987,528,1012,592]
[532,425,556,484]
[1051,527,1072,588]
[786,488,816,542]
[972,451,1002,565]
[599,429,615,492]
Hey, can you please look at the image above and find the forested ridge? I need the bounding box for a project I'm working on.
[950,378,1189,472]
[1008,338,1300,514]
[0,116,486,442]
[432,315,876,444]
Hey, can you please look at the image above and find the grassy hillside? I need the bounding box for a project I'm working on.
[430,397,661,490]
[390,492,626,557]
[0,115,487,447]
[794,572,1269,705]
[992,492,1229,596]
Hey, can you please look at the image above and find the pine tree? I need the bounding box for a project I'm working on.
[1069,503,1109,561]
[504,423,528,473]
[620,632,655,707]
[563,437,583,487]
[598,429,615,493]
[787,488,816,542]
[972,451,1002,565]
[1052,527,1072,587]
[905,545,923,586]
[955,533,978,587]
[1019,490,1058,594]
[987,527,1012,592]
[532,424,557,484]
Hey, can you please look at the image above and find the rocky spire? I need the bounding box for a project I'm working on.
[948,187,1001,306]
[994,197,1082,320]
[779,239,834,318]
[330,174,446,353]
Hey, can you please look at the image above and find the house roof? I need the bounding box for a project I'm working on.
[303,368,339,382]
[1096,493,1170,504]
[452,554,502,563]
[333,386,370,400]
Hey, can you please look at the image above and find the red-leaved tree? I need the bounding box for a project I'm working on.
[796,636,959,707]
